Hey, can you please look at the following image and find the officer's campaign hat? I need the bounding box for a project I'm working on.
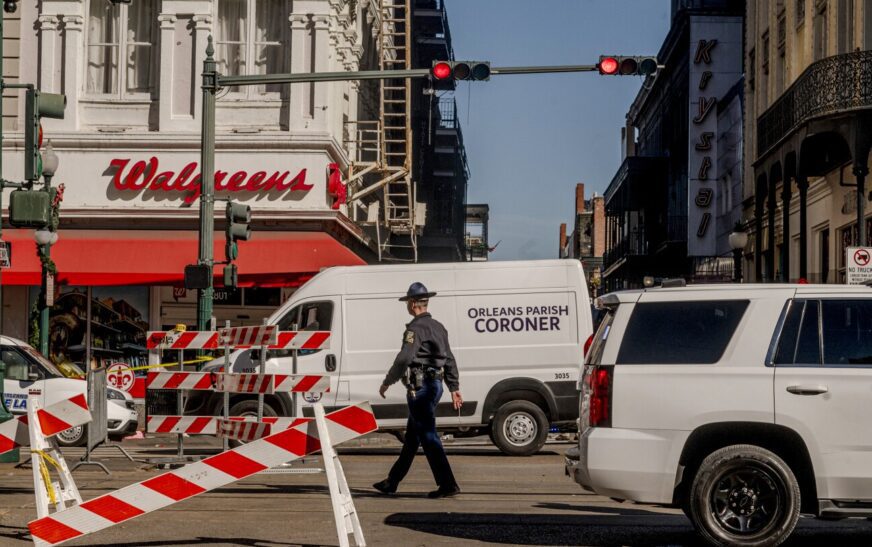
[400,282,437,301]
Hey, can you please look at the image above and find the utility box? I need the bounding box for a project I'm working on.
[9,190,50,228]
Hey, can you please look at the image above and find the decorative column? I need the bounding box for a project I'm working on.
[781,180,792,282]
[754,175,765,282]
[797,173,809,279]
[311,14,331,130]
[767,178,777,282]
[38,15,61,92]
[157,13,177,130]
[289,14,311,130]
[60,14,84,131]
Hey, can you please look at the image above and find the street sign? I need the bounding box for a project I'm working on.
[846,247,872,284]
[45,273,54,306]
[0,241,10,268]
[107,363,135,393]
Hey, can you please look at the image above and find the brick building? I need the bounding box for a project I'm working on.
[559,183,605,294]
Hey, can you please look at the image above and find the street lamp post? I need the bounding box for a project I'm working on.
[36,140,59,356]
[729,222,748,283]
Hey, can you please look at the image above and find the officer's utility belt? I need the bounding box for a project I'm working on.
[409,365,443,388]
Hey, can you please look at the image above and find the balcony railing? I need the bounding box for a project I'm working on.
[604,229,648,268]
[436,98,470,178]
[757,50,872,158]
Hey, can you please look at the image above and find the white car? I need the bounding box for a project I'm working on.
[566,282,872,546]
[2,336,139,447]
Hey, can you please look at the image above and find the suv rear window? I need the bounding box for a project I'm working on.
[616,300,749,364]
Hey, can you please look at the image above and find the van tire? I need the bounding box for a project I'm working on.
[228,399,279,447]
[491,400,548,456]
[688,444,800,547]
[56,425,87,447]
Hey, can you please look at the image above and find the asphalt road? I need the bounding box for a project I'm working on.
[1,437,871,546]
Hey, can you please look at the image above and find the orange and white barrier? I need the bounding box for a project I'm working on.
[146,415,300,435]
[215,373,331,394]
[145,330,331,351]
[0,394,92,456]
[28,402,376,547]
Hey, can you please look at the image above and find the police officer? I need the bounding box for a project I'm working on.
[373,282,462,498]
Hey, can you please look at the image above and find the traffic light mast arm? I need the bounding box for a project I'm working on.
[217,64,607,87]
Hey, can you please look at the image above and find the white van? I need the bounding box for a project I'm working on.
[2,336,139,446]
[192,260,592,455]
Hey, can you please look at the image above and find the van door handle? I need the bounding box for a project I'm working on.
[325,354,336,372]
[786,384,828,396]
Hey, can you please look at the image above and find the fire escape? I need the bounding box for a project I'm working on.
[346,0,418,262]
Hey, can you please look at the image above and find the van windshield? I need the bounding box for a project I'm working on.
[585,309,614,366]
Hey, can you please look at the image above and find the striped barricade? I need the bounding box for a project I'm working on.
[28,401,377,547]
[146,415,302,435]
[145,374,330,435]
[217,419,274,442]
[0,394,92,455]
[145,330,331,351]
[218,325,277,347]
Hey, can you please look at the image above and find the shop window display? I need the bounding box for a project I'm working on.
[31,287,149,378]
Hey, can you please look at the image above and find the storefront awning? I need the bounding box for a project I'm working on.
[0,229,365,287]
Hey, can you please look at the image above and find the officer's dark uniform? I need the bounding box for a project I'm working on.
[375,282,460,497]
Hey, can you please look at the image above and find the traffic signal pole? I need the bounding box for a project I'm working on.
[197,39,217,332]
[197,37,645,329]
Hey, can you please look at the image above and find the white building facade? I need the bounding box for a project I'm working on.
[0,0,383,361]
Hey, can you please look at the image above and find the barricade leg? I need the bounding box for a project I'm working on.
[313,402,366,547]
[27,395,82,519]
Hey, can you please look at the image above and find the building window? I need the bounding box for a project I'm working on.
[814,1,828,60]
[866,1,872,49]
[777,12,787,94]
[216,0,290,96]
[86,0,158,96]
[837,0,853,53]
[796,0,806,25]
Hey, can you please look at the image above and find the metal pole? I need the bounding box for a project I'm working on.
[38,174,53,357]
[222,320,230,453]
[733,249,743,283]
[177,348,183,460]
[0,4,12,459]
[856,164,868,248]
[196,38,217,332]
[257,318,266,422]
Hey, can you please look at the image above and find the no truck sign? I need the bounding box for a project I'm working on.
[846,247,872,285]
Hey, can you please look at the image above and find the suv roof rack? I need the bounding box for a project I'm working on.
[660,278,687,288]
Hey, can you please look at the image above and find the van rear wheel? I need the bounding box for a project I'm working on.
[227,399,279,447]
[491,400,548,456]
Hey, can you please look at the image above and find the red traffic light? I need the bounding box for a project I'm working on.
[598,56,619,75]
[37,124,43,149]
[432,62,452,80]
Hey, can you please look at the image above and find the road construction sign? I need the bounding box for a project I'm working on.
[846,247,872,284]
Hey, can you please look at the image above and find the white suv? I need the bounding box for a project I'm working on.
[565,283,872,546]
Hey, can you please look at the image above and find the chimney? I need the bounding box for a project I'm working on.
[559,223,567,257]
[575,183,585,214]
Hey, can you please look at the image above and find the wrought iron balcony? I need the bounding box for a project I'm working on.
[757,50,872,159]
[604,229,648,269]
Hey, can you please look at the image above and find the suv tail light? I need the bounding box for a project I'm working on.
[583,334,594,357]
[583,365,613,428]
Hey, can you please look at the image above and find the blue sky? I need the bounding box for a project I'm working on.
[444,0,672,260]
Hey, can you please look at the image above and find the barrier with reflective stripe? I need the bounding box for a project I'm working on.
[145,330,331,350]
[28,402,377,547]
[0,395,92,455]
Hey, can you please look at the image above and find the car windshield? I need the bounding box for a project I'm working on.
[19,345,66,379]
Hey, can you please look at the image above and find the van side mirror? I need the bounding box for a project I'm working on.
[28,370,40,381]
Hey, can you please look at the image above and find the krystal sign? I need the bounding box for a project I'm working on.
[110,157,313,205]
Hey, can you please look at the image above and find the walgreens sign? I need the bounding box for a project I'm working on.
[110,157,313,205]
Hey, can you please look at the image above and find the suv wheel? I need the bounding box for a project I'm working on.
[491,400,548,456]
[688,444,800,547]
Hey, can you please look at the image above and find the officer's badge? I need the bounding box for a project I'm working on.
[404,330,415,344]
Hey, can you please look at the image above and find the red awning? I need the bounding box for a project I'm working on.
[0,229,365,287]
